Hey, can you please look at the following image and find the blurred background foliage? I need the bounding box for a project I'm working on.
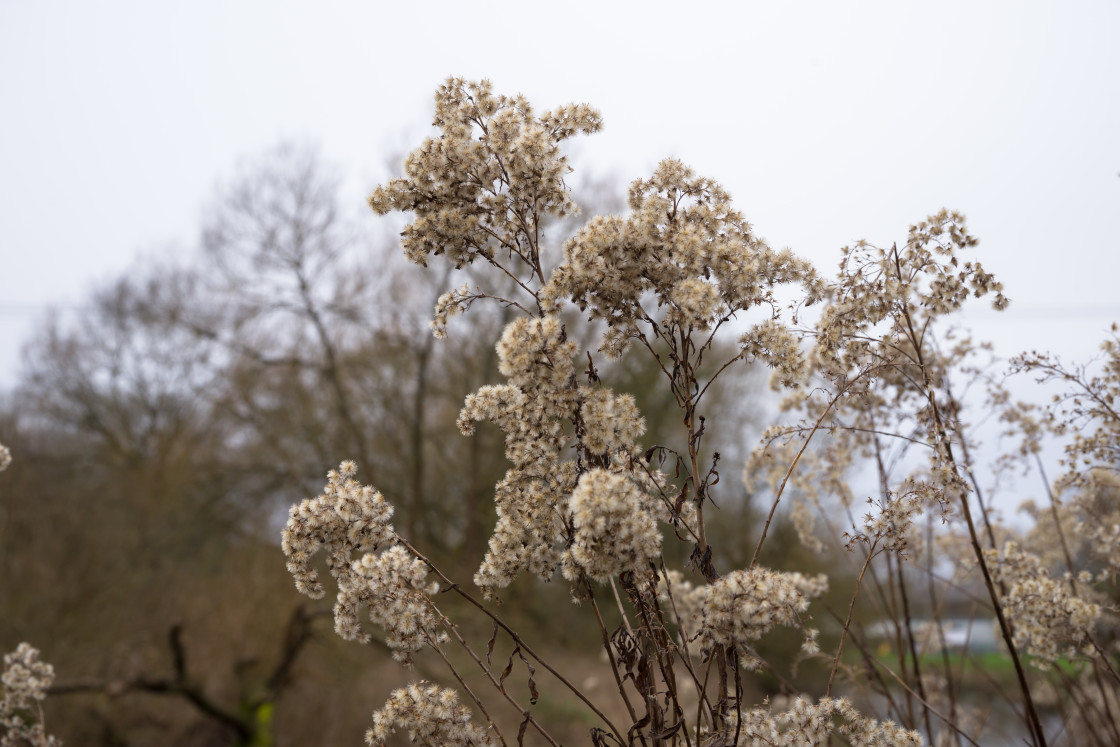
[0,144,834,745]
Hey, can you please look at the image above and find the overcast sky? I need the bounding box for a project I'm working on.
[2,0,1118,394]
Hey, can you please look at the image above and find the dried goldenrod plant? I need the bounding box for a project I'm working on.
[279,79,1119,746]
[1,643,59,747]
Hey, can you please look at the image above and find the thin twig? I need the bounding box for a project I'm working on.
[397,535,627,745]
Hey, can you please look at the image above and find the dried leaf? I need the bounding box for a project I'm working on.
[517,711,531,746]
[500,647,517,688]
[486,620,498,667]
[516,647,539,705]
[651,719,683,739]
[628,711,651,743]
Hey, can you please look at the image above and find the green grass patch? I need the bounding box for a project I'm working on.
[871,649,1086,679]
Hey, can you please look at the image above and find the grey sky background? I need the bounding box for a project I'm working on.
[2,1,1118,403]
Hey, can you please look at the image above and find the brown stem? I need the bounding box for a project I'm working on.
[925,517,961,742]
[653,558,710,708]
[429,637,512,747]
[750,382,848,569]
[396,536,626,744]
[827,543,877,696]
[694,652,716,746]
[898,302,1048,747]
[842,627,982,747]
[895,556,934,739]
[585,580,642,729]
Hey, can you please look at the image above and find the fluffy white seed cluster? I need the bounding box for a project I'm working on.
[335,545,443,655]
[578,389,644,456]
[1072,469,1120,577]
[859,485,928,554]
[814,210,1005,381]
[689,568,827,665]
[986,542,1101,668]
[1010,327,1120,493]
[460,316,581,590]
[659,568,827,660]
[729,696,922,746]
[368,78,601,271]
[739,319,808,389]
[282,463,441,654]
[431,283,472,339]
[2,643,60,747]
[793,216,1007,517]
[1056,327,1120,488]
[0,441,9,472]
[458,316,578,450]
[281,460,395,599]
[366,682,495,747]
[460,316,652,592]
[494,315,576,393]
[544,158,822,358]
[562,469,661,582]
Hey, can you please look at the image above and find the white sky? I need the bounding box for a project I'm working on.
[2,0,1118,396]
